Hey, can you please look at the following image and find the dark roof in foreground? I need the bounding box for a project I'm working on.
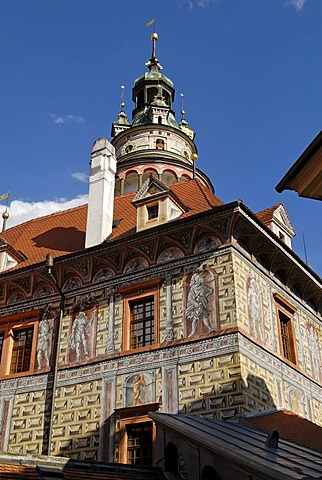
[150,412,322,480]
[0,453,165,479]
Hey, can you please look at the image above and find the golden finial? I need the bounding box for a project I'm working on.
[120,85,125,111]
[180,93,185,119]
[190,153,198,180]
[1,210,9,232]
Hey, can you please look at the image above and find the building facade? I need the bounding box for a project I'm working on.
[0,34,321,468]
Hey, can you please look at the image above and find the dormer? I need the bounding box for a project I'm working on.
[0,238,26,272]
[256,203,295,249]
[132,175,188,232]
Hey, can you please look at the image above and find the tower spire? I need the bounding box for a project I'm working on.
[145,32,163,72]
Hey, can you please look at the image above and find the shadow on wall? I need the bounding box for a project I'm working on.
[179,372,276,419]
[33,227,85,252]
[242,373,276,413]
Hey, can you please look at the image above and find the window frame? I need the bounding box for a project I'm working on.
[117,403,160,466]
[120,279,161,353]
[129,295,155,350]
[147,203,159,221]
[274,293,297,365]
[0,311,39,377]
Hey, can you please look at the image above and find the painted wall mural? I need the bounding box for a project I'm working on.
[184,267,218,337]
[68,298,98,363]
[36,305,57,369]
[246,273,264,343]
[307,323,321,381]
[124,372,154,407]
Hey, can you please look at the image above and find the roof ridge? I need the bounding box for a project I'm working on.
[256,203,284,215]
[193,178,222,208]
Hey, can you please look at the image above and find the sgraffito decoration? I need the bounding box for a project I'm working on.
[124,372,154,407]
[68,297,98,363]
[184,266,218,337]
[246,272,265,343]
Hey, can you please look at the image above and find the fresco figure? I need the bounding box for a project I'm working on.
[247,274,264,342]
[185,272,213,337]
[133,374,146,406]
[307,323,321,380]
[69,310,94,361]
[37,309,54,369]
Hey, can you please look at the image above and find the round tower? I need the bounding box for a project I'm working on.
[111,33,214,196]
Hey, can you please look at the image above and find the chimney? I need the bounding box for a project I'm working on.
[85,137,117,249]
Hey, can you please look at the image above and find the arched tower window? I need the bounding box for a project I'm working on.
[161,170,177,185]
[124,171,139,194]
[158,116,162,125]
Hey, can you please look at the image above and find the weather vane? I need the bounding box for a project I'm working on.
[146,17,156,32]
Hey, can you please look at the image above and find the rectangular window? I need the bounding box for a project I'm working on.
[126,422,153,466]
[0,312,39,377]
[274,294,297,364]
[10,328,34,374]
[130,297,154,349]
[147,204,159,220]
[116,403,160,466]
[120,280,160,352]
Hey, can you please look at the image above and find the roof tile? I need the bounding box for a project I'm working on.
[0,180,224,271]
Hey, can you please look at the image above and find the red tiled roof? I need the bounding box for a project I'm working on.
[0,180,224,271]
[255,203,283,225]
[242,409,322,452]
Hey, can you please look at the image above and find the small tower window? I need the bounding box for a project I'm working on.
[147,204,159,220]
[156,138,164,150]
[125,144,133,154]
[279,231,285,243]
[158,116,162,125]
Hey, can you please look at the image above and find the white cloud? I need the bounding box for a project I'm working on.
[72,172,88,183]
[180,0,219,8]
[50,113,85,125]
[0,195,88,229]
[285,0,307,10]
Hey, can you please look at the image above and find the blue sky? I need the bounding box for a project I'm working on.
[0,0,321,276]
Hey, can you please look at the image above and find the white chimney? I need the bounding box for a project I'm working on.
[85,137,117,248]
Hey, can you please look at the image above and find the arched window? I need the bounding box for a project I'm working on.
[124,171,139,194]
[161,170,177,185]
[158,116,162,125]
[201,465,223,480]
[165,442,179,473]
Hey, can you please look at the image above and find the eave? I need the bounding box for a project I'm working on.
[276,130,322,200]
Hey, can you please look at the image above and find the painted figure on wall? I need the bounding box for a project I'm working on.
[247,273,264,342]
[184,267,218,337]
[133,374,146,406]
[124,372,154,407]
[37,306,55,369]
[307,323,321,381]
[69,310,94,361]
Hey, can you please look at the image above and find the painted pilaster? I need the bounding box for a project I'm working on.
[106,288,115,353]
[165,272,174,341]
